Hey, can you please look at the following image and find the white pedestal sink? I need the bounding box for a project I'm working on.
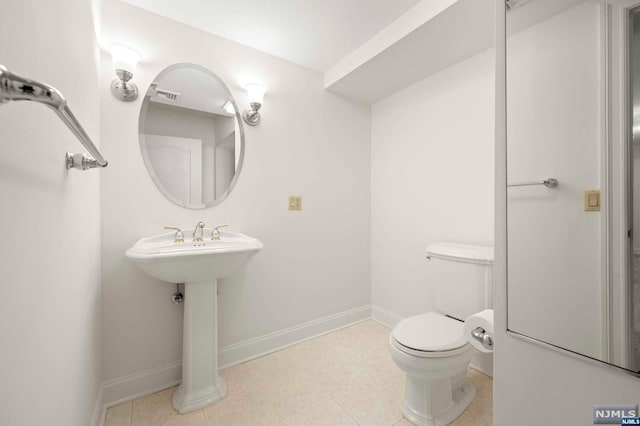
[125,229,263,413]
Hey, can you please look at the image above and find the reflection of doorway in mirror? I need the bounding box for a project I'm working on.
[215,132,236,198]
[211,114,237,200]
[144,135,203,207]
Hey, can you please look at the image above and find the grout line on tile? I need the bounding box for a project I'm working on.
[276,393,334,425]
[331,396,362,425]
[199,409,208,426]
[371,373,400,397]
[201,407,208,426]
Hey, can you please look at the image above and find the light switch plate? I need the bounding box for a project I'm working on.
[288,195,302,211]
[584,190,600,212]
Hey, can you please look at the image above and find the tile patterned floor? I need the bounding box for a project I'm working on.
[105,320,493,426]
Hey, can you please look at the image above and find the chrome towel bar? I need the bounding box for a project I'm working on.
[0,64,107,170]
[507,178,558,188]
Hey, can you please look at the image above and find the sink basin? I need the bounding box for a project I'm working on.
[125,227,263,414]
[125,230,263,283]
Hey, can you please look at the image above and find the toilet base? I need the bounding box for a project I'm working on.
[401,377,476,426]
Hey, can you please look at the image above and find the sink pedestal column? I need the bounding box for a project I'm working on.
[172,280,226,413]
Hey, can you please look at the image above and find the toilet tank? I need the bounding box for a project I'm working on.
[427,242,494,321]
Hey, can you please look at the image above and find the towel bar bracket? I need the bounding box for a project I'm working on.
[65,152,104,171]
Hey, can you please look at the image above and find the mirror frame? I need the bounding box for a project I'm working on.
[138,63,245,209]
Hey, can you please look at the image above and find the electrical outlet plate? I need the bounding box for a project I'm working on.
[584,190,600,212]
[288,195,302,211]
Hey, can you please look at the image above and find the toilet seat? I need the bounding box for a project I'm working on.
[392,312,468,357]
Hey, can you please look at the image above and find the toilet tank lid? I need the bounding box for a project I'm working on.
[426,242,494,265]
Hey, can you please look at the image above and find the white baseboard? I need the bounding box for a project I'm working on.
[90,384,104,426]
[219,304,371,368]
[96,304,371,423]
[370,304,404,328]
[101,360,183,408]
[469,350,494,377]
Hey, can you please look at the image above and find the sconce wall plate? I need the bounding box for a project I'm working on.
[111,69,138,102]
[243,102,261,126]
[242,84,265,126]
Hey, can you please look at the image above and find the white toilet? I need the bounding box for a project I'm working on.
[389,242,493,426]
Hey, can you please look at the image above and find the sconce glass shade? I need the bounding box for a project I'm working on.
[245,83,265,105]
[110,45,139,74]
[222,100,235,115]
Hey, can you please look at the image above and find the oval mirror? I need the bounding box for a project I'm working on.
[139,63,244,209]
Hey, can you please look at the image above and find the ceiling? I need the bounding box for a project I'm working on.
[121,0,421,71]
[325,0,494,103]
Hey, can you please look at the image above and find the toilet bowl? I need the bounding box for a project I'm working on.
[390,312,475,426]
[389,242,493,426]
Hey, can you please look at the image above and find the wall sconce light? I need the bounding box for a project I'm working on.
[242,83,265,126]
[110,45,140,102]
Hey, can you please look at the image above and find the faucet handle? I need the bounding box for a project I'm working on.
[164,226,184,243]
[212,224,229,240]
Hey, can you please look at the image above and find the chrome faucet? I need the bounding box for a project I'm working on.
[193,222,205,242]
[212,224,228,240]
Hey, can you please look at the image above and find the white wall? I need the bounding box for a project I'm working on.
[371,49,495,319]
[495,1,640,424]
[100,0,371,400]
[0,1,103,425]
